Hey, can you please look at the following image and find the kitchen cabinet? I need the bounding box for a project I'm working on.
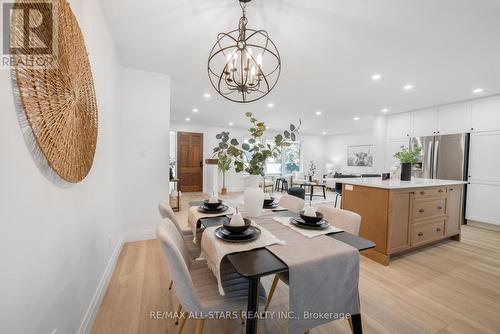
[411,108,437,136]
[339,180,464,265]
[447,185,463,236]
[437,102,470,135]
[470,96,500,132]
[387,113,412,139]
[466,131,500,225]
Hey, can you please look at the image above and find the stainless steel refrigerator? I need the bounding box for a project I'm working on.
[410,134,469,181]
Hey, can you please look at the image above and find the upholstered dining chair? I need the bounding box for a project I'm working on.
[264,205,362,333]
[316,205,361,235]
[156,220,267,334]
[158,201,203,295]
[278,194,305,214]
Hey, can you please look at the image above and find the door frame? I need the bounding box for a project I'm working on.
[177,131,204,192]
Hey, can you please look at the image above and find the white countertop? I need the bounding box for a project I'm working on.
[332,177,467,189]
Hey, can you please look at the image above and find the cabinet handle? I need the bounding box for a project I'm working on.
[418,232,424,237]
[449,188,454,191]
[419,208,425,213]
[420,191,425,195]
[436,227,442,232]
[437,206,443,210]
[438,189,443,193]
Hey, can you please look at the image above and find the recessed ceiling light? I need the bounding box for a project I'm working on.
[472,88,483,94]
[185,117,191,122]
[315,110,322,116]
[403,84,414,90]
[228,121,234,126]
[322,131,327,135]
[266,126,270,129]
[267,103,274,108]
[204,93,211,98]
[353,116,360,121]
[381,108,389,113]
[371,73,382,81]
[192,108,199,113]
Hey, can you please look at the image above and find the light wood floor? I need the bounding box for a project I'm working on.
[91,193,500,334]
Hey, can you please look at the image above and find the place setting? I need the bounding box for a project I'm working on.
[213,208,262,243]
[274,205,343,238]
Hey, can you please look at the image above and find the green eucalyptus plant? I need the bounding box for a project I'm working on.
[394,145,422,164]
[213,112,301,176]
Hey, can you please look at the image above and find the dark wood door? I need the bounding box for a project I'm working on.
[177,132,203,192]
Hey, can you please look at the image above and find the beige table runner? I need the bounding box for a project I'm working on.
[258,211,360,334]
[187,205,235,242]
[273,216,343,238]
[200,222,285,295]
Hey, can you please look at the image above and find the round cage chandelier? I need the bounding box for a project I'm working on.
[208,0,281,103]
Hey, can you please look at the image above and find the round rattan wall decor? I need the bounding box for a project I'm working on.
[11,0,98,183]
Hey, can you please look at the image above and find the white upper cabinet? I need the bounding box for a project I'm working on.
[471,96,500,132]
[411,108,437,137]
[387,113,412,139]
[436,102,469,135]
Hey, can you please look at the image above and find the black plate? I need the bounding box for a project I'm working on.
[215,226,261,243]
[290,217,330,230]
[197,204,228,213]
[263,202,278,209]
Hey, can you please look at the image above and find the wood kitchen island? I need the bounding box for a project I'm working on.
[334,178,467,265]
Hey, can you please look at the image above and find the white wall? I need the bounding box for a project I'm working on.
[171,123,326,192]
[119,68,171,237]
[0,0,122,333]
[325,130,377,174]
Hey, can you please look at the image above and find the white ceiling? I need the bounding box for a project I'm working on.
[100,0,500,134]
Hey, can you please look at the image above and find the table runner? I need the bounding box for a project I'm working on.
[200,210,360,334]
[259,211,360,334]
[273,216,343,238]
[200,222,285,295]
[188,205,235,242]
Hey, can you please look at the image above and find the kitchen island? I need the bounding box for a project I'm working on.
[333,177,467,265]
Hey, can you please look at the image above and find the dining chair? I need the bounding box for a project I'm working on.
[259,175,275,193]
[278,193,305,213]
[316,205,361,235]
[156,220,267,334]
[158,202,203,259]
[158,201,203,298]
[264,205,362,333]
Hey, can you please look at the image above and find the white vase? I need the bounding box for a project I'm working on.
[243,175,264,218]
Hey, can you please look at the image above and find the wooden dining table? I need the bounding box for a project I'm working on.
[189,202,376,334]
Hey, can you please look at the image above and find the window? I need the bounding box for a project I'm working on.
[243,137,301,175]
[265,139,281,174]
[283,142,301,174]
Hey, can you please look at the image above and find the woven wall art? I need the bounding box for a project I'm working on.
[11,0,98,183]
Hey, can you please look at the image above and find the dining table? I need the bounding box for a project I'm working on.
[188,201,375,334]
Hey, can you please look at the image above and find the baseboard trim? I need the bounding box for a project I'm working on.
[77,236,124,334]
[467,220,500,232]
[123,228,156,242]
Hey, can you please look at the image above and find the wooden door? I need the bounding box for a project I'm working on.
[177,132,203,192]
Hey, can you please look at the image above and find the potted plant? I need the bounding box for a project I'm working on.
[213,112,300,216]
[306,160,317,182]
[393,145,422,181]
[217,153,231,195]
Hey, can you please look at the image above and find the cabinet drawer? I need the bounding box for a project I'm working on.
[411,220,445,247]
[413,198,447,220]
[414,187,447,198]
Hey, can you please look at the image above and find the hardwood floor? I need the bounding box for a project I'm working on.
[91,193,500,334]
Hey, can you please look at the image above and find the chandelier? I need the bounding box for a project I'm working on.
[208,0,281,103]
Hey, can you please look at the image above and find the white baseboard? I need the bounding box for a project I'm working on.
[77,236,124,334]
[123,228,156,242]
